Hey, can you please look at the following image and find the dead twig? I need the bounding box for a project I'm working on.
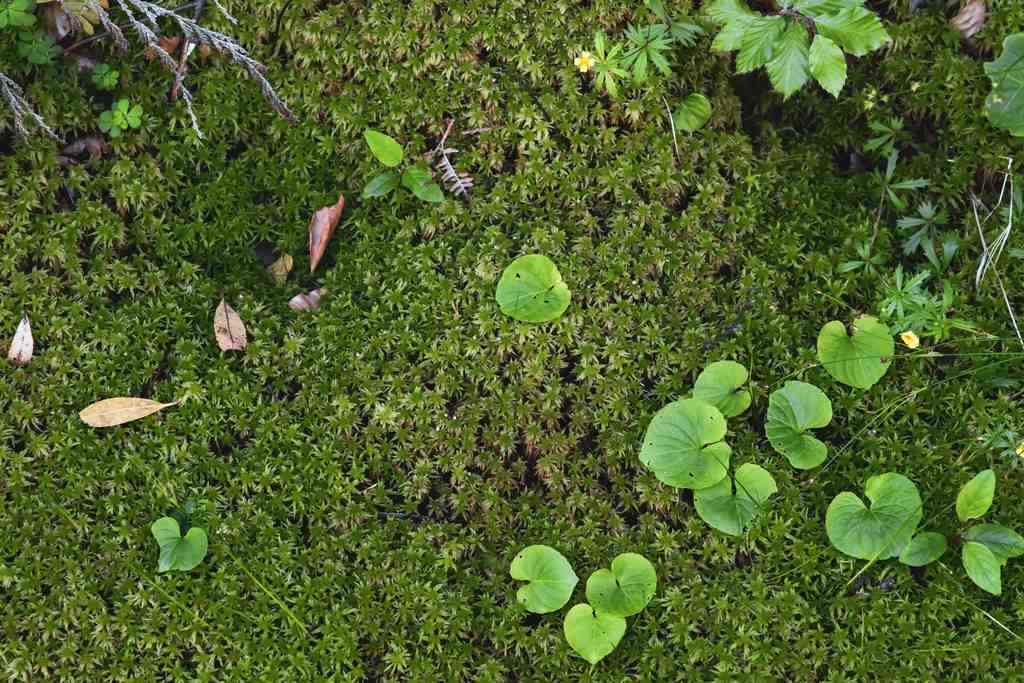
[426,119,474,198]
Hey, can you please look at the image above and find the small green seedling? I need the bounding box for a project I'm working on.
[817,316,893,389]
[151,516,208,573]
[639,398,731,489]
[826,472,922,561]
[694,463,778,536]
[984,32,1024,137]
[0,0,36,29]
[585,553,657,618]
[952,470,1024,595]
[509,544,578,613]
[361,128,443,203]
[563,603,626,665]
[16,30,60,65]
[673,93,712,133]
[99,99,143,138]
[765,380,832,469]
[693,360,750,417]
[495,254,571,323]
[91,64,120,91]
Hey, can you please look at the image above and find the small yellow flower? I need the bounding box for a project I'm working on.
[1016,442,1024,459]
[900,330,920,349]
[910,81,921,92]
[574,51,594,73]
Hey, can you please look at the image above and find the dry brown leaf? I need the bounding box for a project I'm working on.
[42,4,72,41]
[79,397,180,427]
[7,315,33,366]
[308,193,345,273]
[214,299,248,351]
[145,36,182,61]
[288,288,327,312]
[951,0,986,40]
[62,135,109,160]
[268,253,294,285]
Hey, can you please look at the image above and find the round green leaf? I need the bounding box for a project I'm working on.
[639,398,731,489]
[984,33,1024,138]
[673,93,711,132]
[765,381,832,469]
[817,316,894,389]
[898,531,947,567]
[563,603,626,665]
[963,542,1001,595]
[693,360,751,417]
[362,171,400,199]
[956,469,995,522]
[364,129,404,167]
[825,473,922,560]
[963,524,1024,562]
[509,545,578,613]
[495,254,571,323]
[151,517,208,573]
[585,553,657,617]
[694,463,777,536]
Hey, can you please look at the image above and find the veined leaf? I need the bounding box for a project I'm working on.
[984,33,1024,137]
[80,397,180,427]
[808,34,847,97]
[735,15,785,73]
[814,6,890,57]
[765,21,810,98]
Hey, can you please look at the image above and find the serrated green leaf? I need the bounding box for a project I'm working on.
[735,15,785,73]
[673,93,712,133]
[814,6,890,57]
[765,21,810,98]
[808,35,847,97]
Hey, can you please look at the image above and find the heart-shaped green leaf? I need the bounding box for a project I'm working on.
[962,541,1001,595]
[585,553,657,617]
[765,381,832,469]
[963,524,1024,563]
[956,469,995,522]
[673,93,712,132]
[825,473,922,560]
[495,254,571,323]
[693,360,751,417]
[694,462,777,536]
[509,545,578,613]
[817,316,893,389]
[364,129,404,167]
[639,398,731,489]
[563,603,627,665]
[984,33,1024,138]
[898,531,947,567]
[151,517,208,573]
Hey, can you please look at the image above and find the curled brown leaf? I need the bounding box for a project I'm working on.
[288,288,326,312]
[7,315,33,366]
[214,299,248,351]
[951,0,986,41]
[308,193,344,273]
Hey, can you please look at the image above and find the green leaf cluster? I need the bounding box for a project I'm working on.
[362,129,443,203]
[98,98,143,138]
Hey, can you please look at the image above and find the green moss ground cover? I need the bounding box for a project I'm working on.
[3,0,1024,679]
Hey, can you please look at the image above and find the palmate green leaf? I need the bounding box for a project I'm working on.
[956,469,995,522]
[984,33,1024,137]
[673,93,712,133]
[817,316,893,389]
[765,21,810,98]
[509,545,578,613]
[735,15,785,73]
[151,517,208,573]
[585,553,657,617]
[898,531,947,567]
[826,473,922,561]
[495,254,572,323]
[639,398,731,489]
[765,381,832,469]
[808,35,847,98]
[694,463,777,536]
[693,360,750,417]
[962,542,1001,595]
[813,6,890,57]
[563,604,626,665]
[364,129,404,167]
[0,0,35,28]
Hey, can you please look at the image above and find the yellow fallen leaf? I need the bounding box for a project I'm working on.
[268,253,293,285]
[79,397,180,428]
[214,299,248,351]
[7,315,33,366]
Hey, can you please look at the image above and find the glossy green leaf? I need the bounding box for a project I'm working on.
[826,473,922,560]
[693,360,750,417]
[962,542,1001,595]
[765,381,832,469]
[509,545,578,613]
[765,21,810,98]
[563,604,626,665]
[362,171,400,199]
[814,6,890,57]
[808,35,846,97]
[495,254,571,323]
[673,94,712,133]
[364,129,404,167]
[963,524,1024,563]
[151,517,208,573]
[898,531,947,567]
[817,316,894,389]
[956,469,995,522]
[985,33,1024,137]
[694,463,777,536]
[639,398,731,489]
[585,553,657,617]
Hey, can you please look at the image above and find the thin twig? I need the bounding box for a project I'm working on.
[170,0,207,101]
[662,96,679,164]
[64,0,199,53]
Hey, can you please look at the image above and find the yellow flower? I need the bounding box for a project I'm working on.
[574,52,594,73]
[900,330,920,349]
[1016,442,1024,459]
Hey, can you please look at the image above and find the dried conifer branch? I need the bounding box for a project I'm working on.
[0,73,60,141]
[427,120,474,198]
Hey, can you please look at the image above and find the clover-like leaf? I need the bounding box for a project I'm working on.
[962,541,1001,595]
[817,316,893,389]
[563,603,626,665]
[694,463,777,536]
[985,33,1024,137]
[495,254,571,323]
[963,524,1024,563]
[673,93,712,132]
[826,472,922,560]
[898,531,947,567]
[151,517,208,573]
[364,129,404,167]
[509,545,578,614]
[0,0,37,28]
[639,398,731,489]
[585,553,657,618]
[765,381,832,469]
[693,360,751,417]
[956,469,995,522]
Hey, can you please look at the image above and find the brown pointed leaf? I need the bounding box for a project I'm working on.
[951,0,986,40]
[79,397,180,428]
[288,288,327,312]
[7,315,33,366]
[268,253,294,285]
[308,193,345,273]
[214,299,248,351]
